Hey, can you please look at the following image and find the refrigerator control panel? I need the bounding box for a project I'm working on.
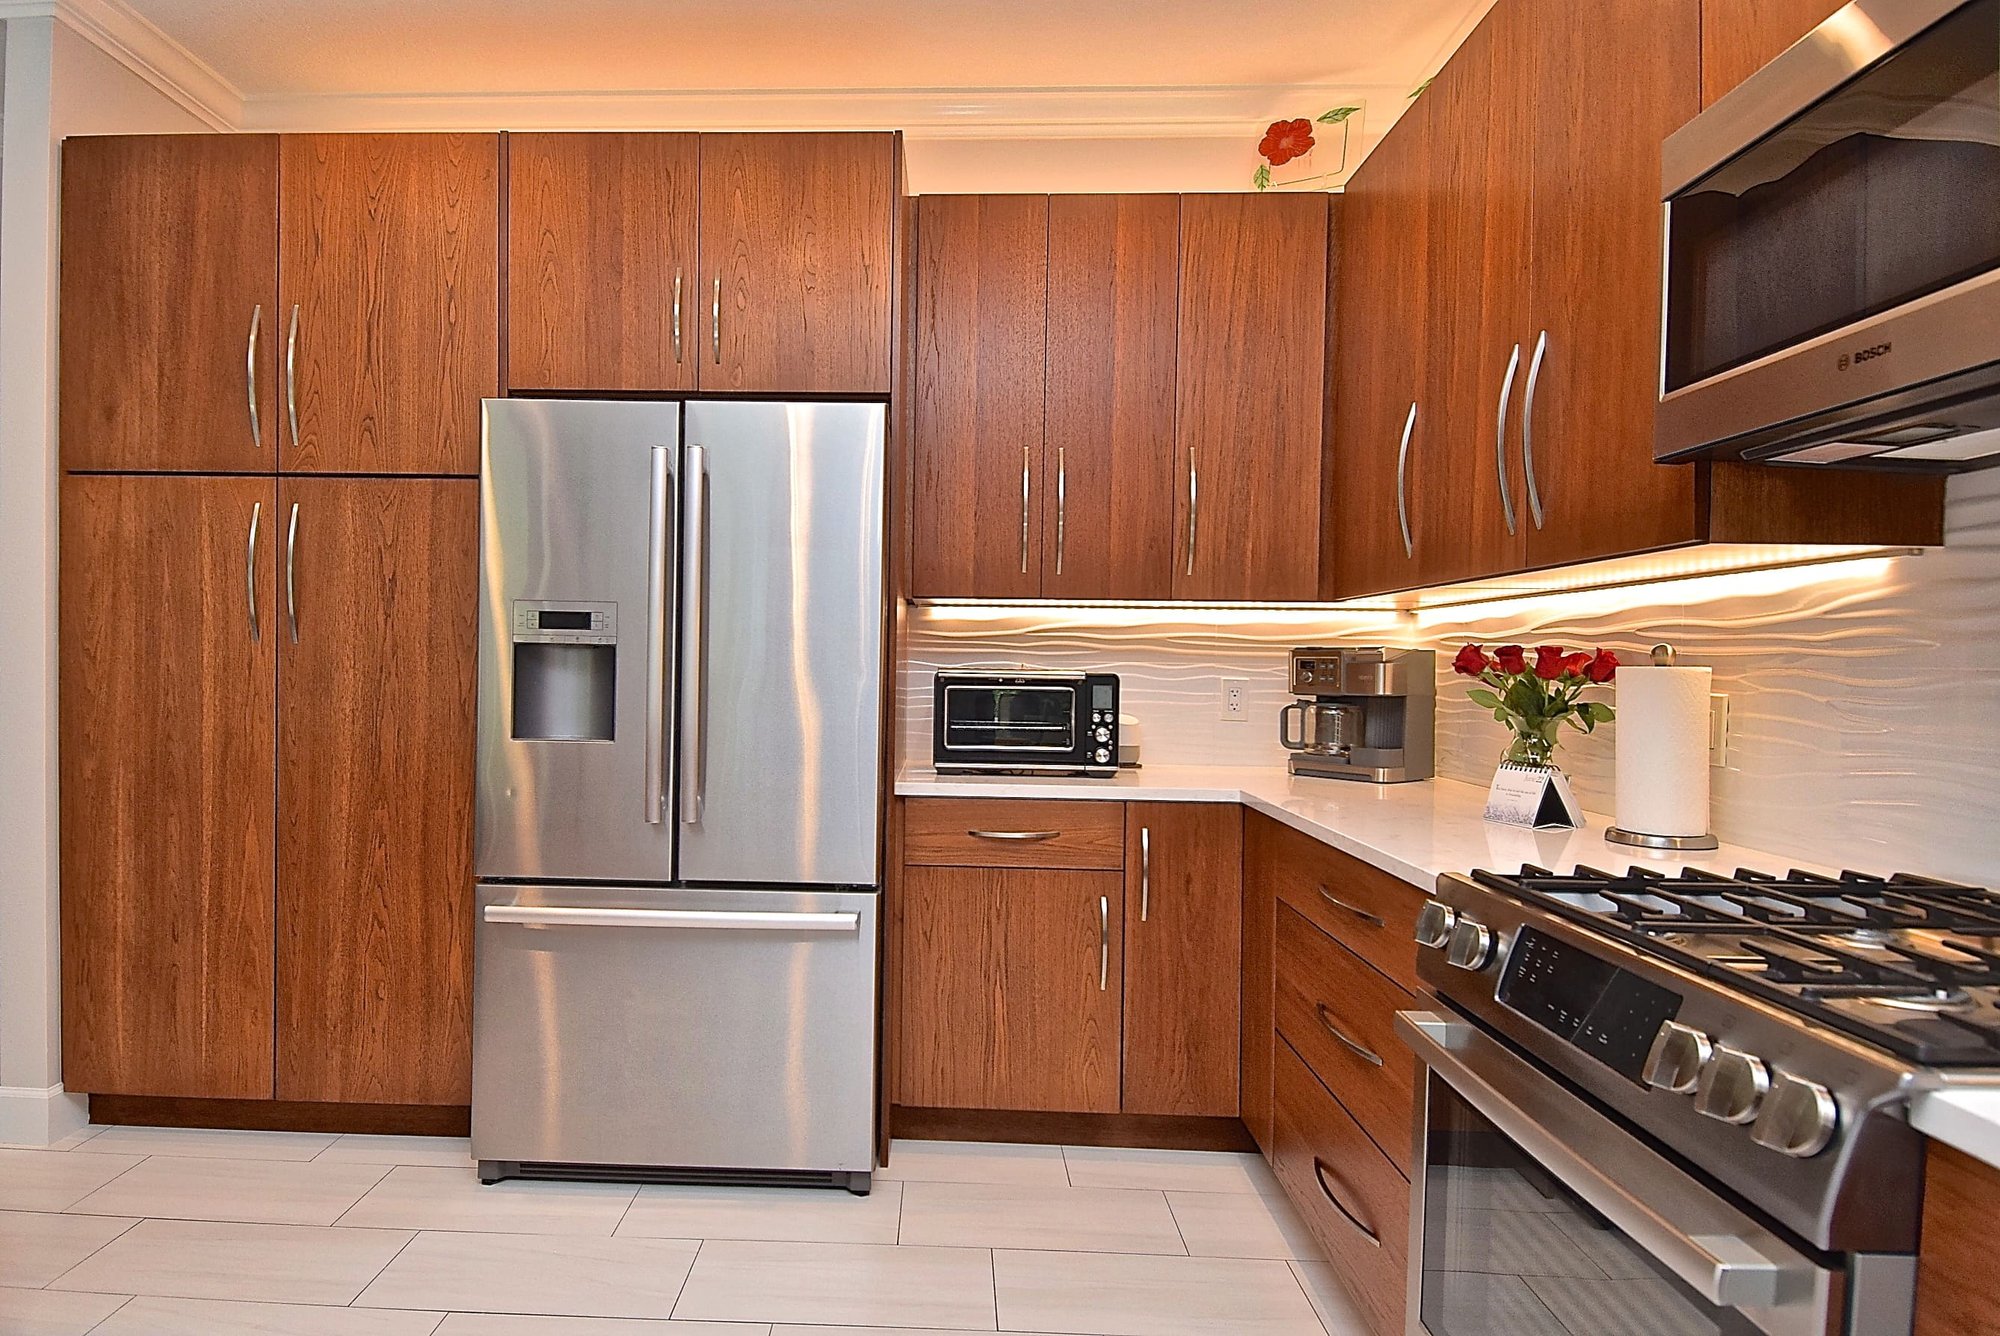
[511,600,618,646]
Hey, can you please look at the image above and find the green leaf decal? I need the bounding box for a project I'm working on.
[1318,105,1360,124]
[1409,77,1433,99]
[1252,163,1272,191]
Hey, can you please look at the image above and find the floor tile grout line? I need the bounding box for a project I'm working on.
[1160,1188,1194,1258]
[606,1178,643,1238]
[34,1211,144,1293]
[1287,1258,1345,1336]
[666,1235,705,1320]
[54,1150,154,1213]
[75,1290,135,1336]
[344,1225,422,1308]
[327,1162,400,1228]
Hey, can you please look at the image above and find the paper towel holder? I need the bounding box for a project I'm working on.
[1607,642,1721,851]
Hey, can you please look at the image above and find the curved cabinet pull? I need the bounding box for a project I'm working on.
[967,829,1060,842]
[671,270,684,365]
[245,304,263,449]
[284,502,300,644]
[1318,885,1385,927]
[1523,329,1549,530]
[245,501,262,642]
[284,304,301,452]
[1316,1002,1385,1066]
[1139,826,1151,922]
[1184,447,1199,577]
[1055,446,1067,576]
[1020,445,1031,575]
[1395,400,1417,559]
[1494,341,1520,536]
[1312,1158,1381,1246]
[1098,894,1110,991]
[711,276,722,366]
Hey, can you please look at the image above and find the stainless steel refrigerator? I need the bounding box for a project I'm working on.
[471,398,884,1192]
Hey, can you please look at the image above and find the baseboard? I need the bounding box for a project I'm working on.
[88,1095,470,1137]
[0,1084,90,1146]
[891,1106,1256,1152]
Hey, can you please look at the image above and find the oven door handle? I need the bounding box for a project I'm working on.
[1396,1011,1818,1311]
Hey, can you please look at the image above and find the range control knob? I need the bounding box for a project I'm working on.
[1751,1073,1839,1158]
[1642,1021,1714,1094]
[1415,900,1458,950]
[1694,1045,1771,1125]
[1444,918,1497,972]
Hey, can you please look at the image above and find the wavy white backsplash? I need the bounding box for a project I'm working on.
[902,471,2000,883]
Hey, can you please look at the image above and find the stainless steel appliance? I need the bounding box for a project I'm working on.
[1279,647,1434,783]
[473,397,886,1192]
[931,670,1120,776]
[1658,0,2000,472]
[1400,864,2000,1335]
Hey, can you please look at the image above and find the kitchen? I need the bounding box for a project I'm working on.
[1,0,1997,1334]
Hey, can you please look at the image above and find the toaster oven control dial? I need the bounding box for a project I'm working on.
[1642,1021,1714,1094]
[1444,918,1496,972]
[1415,900,1458,950]
[1751,1073,1838,1158]
[1694,1045,1771,1125]
[1094,726,1112,743]
[1093,747,1112,765]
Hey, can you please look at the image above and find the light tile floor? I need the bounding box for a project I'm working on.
[0,1129,1370,1335]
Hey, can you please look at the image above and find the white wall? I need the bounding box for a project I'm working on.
[0,15,205,1145]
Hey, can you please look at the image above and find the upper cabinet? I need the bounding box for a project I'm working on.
[699,133,897,394]
[1700,0,1846,106]
[910,191,1327,602]
[506,133,699,394]
[280,135,499,475]
[61,136,280,474]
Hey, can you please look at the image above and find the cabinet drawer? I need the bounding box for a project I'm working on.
[1253,813,1425,994]
[1272,1039,1409,1336]
[904,799,1125,869]
[1274,902,1417,1177]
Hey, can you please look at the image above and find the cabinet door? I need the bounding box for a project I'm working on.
[1522,0,1701,569]
[1326,105,1434,600]
[60,136,279,473]
[276,477,477,1104]
[698,133,895,394]
[1701,0,1846,107]
[1123,803,1242,1117]
[506,132,699,392]
[1916,1143,2000,1336]
[1044,195,1179,600]
[910,194,1048,598]
[59,475,277,1098]
[1172,195,1327,601]
[899,866,1122,1113]
[279,135,499,475]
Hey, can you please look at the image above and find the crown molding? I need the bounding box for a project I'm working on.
[0,0,242,127]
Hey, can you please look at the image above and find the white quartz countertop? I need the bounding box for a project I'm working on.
[1908,1088,2000,1171]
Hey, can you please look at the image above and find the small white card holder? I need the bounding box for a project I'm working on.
[1484,762,1585,830]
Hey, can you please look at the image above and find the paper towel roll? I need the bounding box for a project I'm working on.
[1614,665,1712,839]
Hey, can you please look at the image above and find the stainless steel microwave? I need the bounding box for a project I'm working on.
[1657,0,2000,473]
[932,671,1120,776]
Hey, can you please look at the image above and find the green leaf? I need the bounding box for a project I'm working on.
[1252,163,1272,191]
[1582,701,1616,725]
[1409,77,1434,99]
[1466,688,1502,710]
[1318,105,1361,124]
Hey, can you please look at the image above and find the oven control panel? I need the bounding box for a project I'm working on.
[1497,928,1683,1085]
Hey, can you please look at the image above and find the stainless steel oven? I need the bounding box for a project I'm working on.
[1657,0,2000,472]
[932,670,1120,776]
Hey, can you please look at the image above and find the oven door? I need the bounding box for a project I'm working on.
[1396,1012,1870,1336]
[937,681,1082,759]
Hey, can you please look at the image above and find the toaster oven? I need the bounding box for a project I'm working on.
[932,671,1120,776]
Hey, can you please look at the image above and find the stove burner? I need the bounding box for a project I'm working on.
[1865,988,1979,1015]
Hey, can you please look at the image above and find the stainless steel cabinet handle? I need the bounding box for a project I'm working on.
[1523,329,1548,530]
[1318,885,1386,927]
[711,275,722,365]
[1316,1002,1385,1066]
[1139,826,1151,922]
[967,829,1060,842]
[1395,400,1416,559]
[644,446,672,825]
[1098,894,1109,991]
[671,270,684,365]
[485,905,859,933]
[283,501,299,644]
[680,445,710,825]
[1055,446,1067,576]
[1185,447,1199,576]
[284,304,301,450]
[1019,445,1031,575]
[245,501,262,642]
[1312,1158,1380,1246]
[245,304,263,448]
[1495,341,1520,536]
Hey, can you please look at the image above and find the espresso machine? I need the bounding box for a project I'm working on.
[1279,646,1435,782]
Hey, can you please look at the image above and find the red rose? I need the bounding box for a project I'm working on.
[1258,118,1316,167]
[1493,644,1527,674]
[1586,650,1618,683]
[1534,645,1570,681]
[1452,644,1490,677]
[1562,651,1592,678]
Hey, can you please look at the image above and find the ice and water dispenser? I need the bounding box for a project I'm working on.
[509,601,618,742]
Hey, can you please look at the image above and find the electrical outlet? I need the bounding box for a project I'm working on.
[1709,692,1731,767]
[1219,678,1249,722]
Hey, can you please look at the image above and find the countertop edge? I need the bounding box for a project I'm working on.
[1909,1089,2000,1172]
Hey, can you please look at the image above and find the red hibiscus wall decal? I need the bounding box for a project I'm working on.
[1258,118,1316,167]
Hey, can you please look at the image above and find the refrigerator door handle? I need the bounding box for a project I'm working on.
[483,904,859,933]
[680,444,710,826]
[644,445,673,824]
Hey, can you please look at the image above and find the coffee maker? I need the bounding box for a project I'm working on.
[1279,646,1435,782]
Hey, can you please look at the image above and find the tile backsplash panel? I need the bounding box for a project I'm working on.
[903,471,2000,883]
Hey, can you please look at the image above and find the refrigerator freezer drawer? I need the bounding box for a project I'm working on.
[471,882,878,1178]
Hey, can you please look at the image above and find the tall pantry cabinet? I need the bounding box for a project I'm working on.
[57,134,489,1110]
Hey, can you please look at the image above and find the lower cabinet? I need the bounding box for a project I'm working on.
[1915,1142,2000,1336]
[896,798,1241,1117]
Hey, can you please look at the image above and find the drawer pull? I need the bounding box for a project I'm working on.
[1319,886,1386,928]
[967,829,1061,842]
[1316,1003,1385,1067]
[1311,1157,1381,1247]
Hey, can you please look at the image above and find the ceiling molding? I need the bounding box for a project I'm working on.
[0,0,242,127]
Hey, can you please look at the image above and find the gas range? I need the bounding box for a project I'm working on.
[1417,864,2000,1261]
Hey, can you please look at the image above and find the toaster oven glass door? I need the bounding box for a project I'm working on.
[1664,0,2000,392]
[941,684,1078,754]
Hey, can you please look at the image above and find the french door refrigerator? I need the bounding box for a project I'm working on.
[471,398,885,1191]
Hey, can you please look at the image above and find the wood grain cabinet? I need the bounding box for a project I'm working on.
[1915,1142,2000,1336]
